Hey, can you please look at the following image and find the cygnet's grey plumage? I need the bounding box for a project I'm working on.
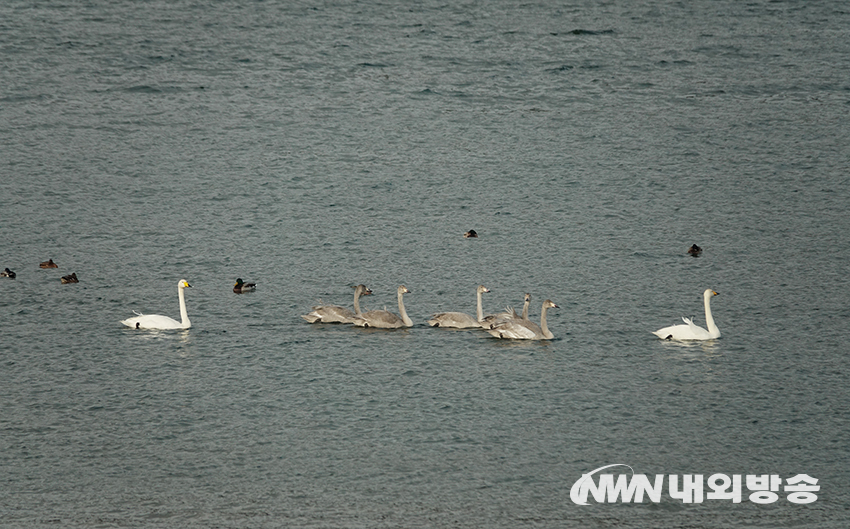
[352,285,413,328]
[302,284,372,324]
[428,285,489,328]
[487,299,558,340]
[482,292,531,329]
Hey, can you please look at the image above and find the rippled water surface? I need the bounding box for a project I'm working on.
[1,1,849,527]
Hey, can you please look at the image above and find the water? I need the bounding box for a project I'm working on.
[1,1,849,527]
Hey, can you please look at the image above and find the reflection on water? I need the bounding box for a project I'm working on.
[654,338,722,353]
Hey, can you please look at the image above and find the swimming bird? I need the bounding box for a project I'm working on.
[1,268,15,278]
[484,292,532,327]
[233,278,256,293]
[428,285,490,328]
[487,299,559,340]
[464,229,478,238]
[40,259,58,268]
[352,285,413,328]
[120,279,193,330]
[60,272,79,284]
[652,289,720,341]
[481,292,532,329]
[687,244,702,256]
[302,284,373,324]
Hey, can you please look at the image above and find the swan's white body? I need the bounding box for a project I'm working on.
[352,285,413,328]
[653,289,721,341]
[487,299,558,340]
[428,285,489,328]
[121,280,192,330]
[302,284,372,324]
[482,293,531,329]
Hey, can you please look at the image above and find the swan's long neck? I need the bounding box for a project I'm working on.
[521,299,530,320]
[476,290,485,322]
[178,287,190,328]
[539,304,552,339]
[398,290,412,327]
[353,288,363,315]
[704,291,719,337]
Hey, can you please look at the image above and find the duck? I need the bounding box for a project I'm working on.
[487,299,559,340]
[464,229,478,238]
[351,285,413,328]
[60,272,79,284]
[1,268,15,278]
[302,284,373,324]
[233,278,256,293]
[40,259,58,268]
[652,289,720,341]
[687,244,702,256]
[120,279,193,330]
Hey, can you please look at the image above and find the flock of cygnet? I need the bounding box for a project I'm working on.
[4,242,720,341]
[301,284,560,340]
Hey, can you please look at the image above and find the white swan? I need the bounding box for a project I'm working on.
[352,285,413,328]
[427,285,490,328]
[653,289,720,340]
[481,292,531,329]
[302,284,372,324]
[121,279,192,330]
[487,299,558,340]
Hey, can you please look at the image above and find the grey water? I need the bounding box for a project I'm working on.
[1,0,849,527]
